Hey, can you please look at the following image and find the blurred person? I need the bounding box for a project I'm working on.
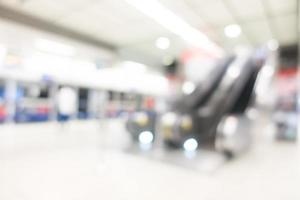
[57,86,77,127]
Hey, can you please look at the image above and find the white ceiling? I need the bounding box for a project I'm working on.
[0,0,298,63]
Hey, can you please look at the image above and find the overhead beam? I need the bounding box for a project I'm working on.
[0,4,116,51]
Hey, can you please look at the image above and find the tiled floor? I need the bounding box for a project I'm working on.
[0,118,299,200]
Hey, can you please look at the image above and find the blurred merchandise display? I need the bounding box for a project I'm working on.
[273,45,298,141]
[77,88,90,119]
[274,70,298,141]
[14,83,52,123]
[0,45,165,124]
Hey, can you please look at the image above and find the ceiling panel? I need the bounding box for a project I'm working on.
[266,0,297,16]
[57,13,103,34]
[21,0,71,21]
[85,2,168,45]
[217,27,251,50]
[0,0,297,55]
[187,0,235,27]
[0,0,95,21]
[57,13,125,45]
[272,14,297,45]
[99,0,149,22]
[229,0,265,20]
[0,0,23,9]
[242,20,273,45]
[56,1,168,46]
[55,0,96,10]
[160,0,206,27]
[157,0,223,45]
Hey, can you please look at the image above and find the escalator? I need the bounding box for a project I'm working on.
[161,52,264,156]
[127,51,264,156]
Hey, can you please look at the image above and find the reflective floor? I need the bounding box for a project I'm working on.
[0,116,299,200]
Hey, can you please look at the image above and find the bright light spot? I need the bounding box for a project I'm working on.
[224,24,241,38]
[162,112,177,126]
[35,38,75,57]
[182,81,196,95]
[183,138,198,151]
[267,39,279,51]
[156,37,170,50]
[139,131,154,145]
[228,66,240,79]
[223,116,238,136]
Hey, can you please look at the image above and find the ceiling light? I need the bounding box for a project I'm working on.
[267,39,279,51]
[139,131,154,145]
[156,37,170,50]
[125,0,223,56]
[182,81,196,95]
[224,24,241,38]
[183,138,198,152]
[35,38,75,57]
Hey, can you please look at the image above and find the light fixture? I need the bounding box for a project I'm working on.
[35,38,75,57]
[267,39,279,51]
[224,24,241,38]
[182,81,196,95]
[138,131,154,145]
[125,0,223,56]
[183,138,198,152]
[156,37,170,50]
